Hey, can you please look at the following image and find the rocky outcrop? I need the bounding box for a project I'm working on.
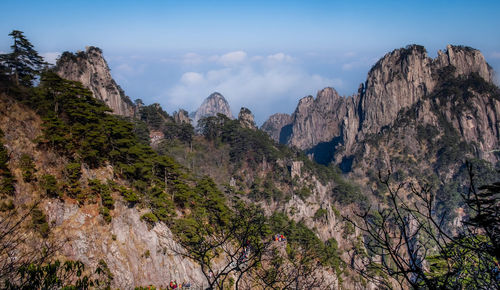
[191,92,233,126]
[173,109,191,124]
[261,113,292,143]
[238,107,257,130]
[55,46,135,117]
[275,44,498,166]
[45,200,205,289]
[287,88,359,153]
[359,44,494,136]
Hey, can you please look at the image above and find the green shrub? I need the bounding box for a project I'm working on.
[331,205,341,219]
[89,179,114,210]
[64,162,82,198]
[40,174,60,198]
[65,162,81,183]
[297,186,312,200]
[0,139,15,196]
[313,208,328,221]
[19,153,36,182]
[342,222,355,239]
[32,207,49,238]
[0,199,14,211]
[118,186,140,204]
[99,207,112,223]
[141,212,158,224]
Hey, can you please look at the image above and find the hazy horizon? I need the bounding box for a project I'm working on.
[2,0,500,124]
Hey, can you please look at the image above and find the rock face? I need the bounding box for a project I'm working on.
[173,109,191,124]
[287,88,359,153]
[191,92,233,126]
[45,200,205,289]
[266,44,498,165]
[55,46,135,117]
[238,107,257,129]
[359,44,494,136]
[261,113,292,143]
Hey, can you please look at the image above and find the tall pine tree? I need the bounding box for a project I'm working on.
[0,30,46,86]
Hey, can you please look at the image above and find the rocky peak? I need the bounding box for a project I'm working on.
[436,45,494,83]
[173,109,191,124]
[359,44,495,135]
[238,107,257,130]
[287,88,356,151]
[55,46,134,117]
[191,92,233,126]
[261,113,292,142]
[316,87,342,108]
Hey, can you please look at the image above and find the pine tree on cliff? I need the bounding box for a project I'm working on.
[0,30,46,86]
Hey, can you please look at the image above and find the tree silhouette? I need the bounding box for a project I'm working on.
[0,30,47,86]
[346,165,500,289]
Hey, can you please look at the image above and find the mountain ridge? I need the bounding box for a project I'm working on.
[262,44,498,168]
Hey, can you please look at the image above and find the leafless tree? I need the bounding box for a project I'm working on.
[0,201,60,286]
[171,201,270,289]
[345,165,500,289]
[251,243,332,290]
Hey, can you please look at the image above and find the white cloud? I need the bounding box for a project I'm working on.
[182,52,204,65]
[165,54,342,124]
[181,72,204,85]
[267,52,293,63]
[218,51,247,66]
[41,52,61,65]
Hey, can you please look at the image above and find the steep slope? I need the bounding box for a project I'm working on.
[0,93,204,288]
[55,46,135,117]
[191,92,233,126]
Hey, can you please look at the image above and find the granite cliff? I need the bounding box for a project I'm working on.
[55,46,135,117]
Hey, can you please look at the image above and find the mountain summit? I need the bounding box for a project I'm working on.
[55,46,135,117]
[191,92,233,126]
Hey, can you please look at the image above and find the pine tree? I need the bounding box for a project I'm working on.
[0,30,46,86]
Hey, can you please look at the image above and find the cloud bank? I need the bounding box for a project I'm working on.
[164,51,341,124]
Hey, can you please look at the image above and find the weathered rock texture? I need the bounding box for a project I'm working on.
[261,113,292,143]
[45,200,205,289]
[238,107,257,129]
[173,109,191,124]
[359,44,494,136]
[264,44,498,166]
[55,46,135,117]
[191,92,233,126]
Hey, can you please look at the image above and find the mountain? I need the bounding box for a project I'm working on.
[190,92,233,126]
[55,46,135,117]
[263,44,498,168]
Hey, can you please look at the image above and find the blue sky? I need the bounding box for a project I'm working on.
[1,0,500,124]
